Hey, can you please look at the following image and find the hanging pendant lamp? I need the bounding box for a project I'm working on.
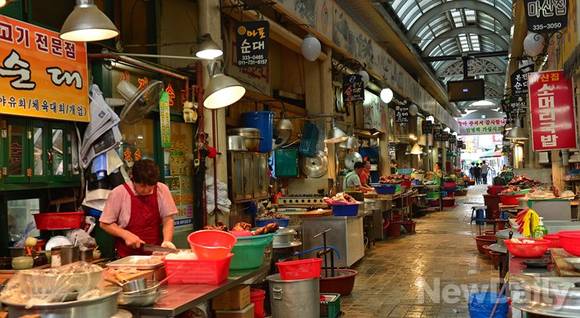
[195,34,223,60]
[60,0,119,42]
[203,62,245,109]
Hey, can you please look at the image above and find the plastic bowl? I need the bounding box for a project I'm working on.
[187,230,237,260]
[474,235,496,254]
[504,239,551,258]
[558,231,580,256]
[230,234,273,270]
[543,234,561,248]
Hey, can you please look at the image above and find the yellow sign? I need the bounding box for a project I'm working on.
[0,15,89,122]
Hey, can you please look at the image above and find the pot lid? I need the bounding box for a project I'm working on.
[488,243,507,254]
[273,240,302,249]
[301,151,328,178]
[275,228,297,236]
[344,152,363,170]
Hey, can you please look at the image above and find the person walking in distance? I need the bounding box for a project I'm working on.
[480,160,490,185]
[474,163,482,185]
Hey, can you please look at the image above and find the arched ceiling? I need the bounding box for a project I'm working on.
[385,0,513,112]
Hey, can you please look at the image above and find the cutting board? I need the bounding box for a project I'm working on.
[551,248,580,277]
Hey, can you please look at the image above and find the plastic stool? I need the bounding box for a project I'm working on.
[471,206,486,224]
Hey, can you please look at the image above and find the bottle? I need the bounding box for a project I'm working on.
[533,217,548,239]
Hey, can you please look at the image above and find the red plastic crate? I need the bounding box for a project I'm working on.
[277,258,322,280]
[33,212,84,230]
[164,254,232,285]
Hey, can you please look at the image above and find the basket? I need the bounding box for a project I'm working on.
[164,254,232,285]
[230,234,273,270]
[255,218,289,228]
[331,204,359,216]
[320,294,341,318]
[33,212,84,230]
[373,184,396,194]
[276,258,322,280]
[558,231,580,256]
[187,230,237,260]
[504,239,550,258]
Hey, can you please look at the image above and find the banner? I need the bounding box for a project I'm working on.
[528,70,577,151]
[457,118,506,135]
[0,15,89,122]
[159,91,171,148]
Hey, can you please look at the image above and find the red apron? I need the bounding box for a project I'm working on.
[115,183,162,258]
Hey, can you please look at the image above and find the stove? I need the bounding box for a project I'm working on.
[277,194,327,207]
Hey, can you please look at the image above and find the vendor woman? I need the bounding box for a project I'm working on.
[101,159,178,257]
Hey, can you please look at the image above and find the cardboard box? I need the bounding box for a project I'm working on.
[212,285,250,311]
[215,303,254,318]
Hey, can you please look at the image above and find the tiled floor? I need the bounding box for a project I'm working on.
[341,186,498,317]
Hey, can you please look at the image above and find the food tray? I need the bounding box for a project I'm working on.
[106,255,164,269]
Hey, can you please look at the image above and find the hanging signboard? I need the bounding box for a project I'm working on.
[524,0,568,32]
[511,64,534,95]
[159,91,171,148]
[433,125,443,141]
[457,118,506,135]
[0,15,89,122]
[236,20,269,67]
[528,70,577,151]
[342,74,364,102]
[394,104,409,124]
[422,120,433,134]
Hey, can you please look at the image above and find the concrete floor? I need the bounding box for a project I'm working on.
[341,185,499,318]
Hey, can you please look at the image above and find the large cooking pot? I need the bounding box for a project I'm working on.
[227,135,247,151]
[228,128,261,151]
[273,228,299,248]
[2,287,121,318]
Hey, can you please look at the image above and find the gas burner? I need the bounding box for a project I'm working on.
[278,194,327,207]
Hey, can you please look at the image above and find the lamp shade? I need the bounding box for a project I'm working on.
[358,70,369,86]
[301,35,321,62]
[410,143,423,155]
[409,103,419,116]
[506,127,528,140]
[203,74,246,109]
[380,88,393,103]
[324,126,347,144]
[523,32,545,57]
[196,35,223,60]
[60,0,119,42]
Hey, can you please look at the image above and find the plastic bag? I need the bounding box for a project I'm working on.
[468,292,508,318]
[0,262,103,307]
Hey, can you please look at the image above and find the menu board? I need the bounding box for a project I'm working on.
[342,74,364,102]
[236,20,269,67]
[394,104,409,124]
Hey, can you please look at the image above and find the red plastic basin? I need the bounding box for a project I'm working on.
[558,231,580,256]
[320,269,358,296]
[504,239,551,258]
[475,235,496,254]
[499,194,524,205]
[187,230,237,260]
[543,234,561,248]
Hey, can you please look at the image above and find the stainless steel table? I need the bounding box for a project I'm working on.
[124,265,269,317]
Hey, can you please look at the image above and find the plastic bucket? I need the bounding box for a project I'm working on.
[241,111,274,153]
[251,289,266,318]
[277,258,322,280]
[468,292,508,318]
[230,234,273,270]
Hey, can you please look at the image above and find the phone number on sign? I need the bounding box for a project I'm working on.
[532,23,562,31]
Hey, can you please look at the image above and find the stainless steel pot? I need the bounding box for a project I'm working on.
[228,135,247,151]
[2,287,121,318]
[273,228,297,247]
[228,128,261,151]
[268,274,319,318]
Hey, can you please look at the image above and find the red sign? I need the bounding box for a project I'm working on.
[528,70,577,151]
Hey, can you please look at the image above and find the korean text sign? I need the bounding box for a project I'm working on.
[236,20,269,67]
[457,118,506,135]
[528,70,577,151]
[0,15,89,122]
